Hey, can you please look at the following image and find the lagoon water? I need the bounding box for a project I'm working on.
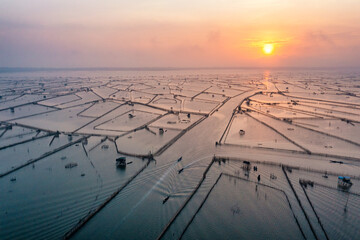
[1,68,360,239]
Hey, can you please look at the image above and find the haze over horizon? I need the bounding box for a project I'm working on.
[1,0,360,68]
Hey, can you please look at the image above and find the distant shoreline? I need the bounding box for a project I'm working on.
[0,66,358,73]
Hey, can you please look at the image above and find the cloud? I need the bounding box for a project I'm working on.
[0,18,37,29]
[246,38,291,47]
[207,30,221,43]
[304,30,335,46]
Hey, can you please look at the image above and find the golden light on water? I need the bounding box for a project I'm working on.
[263,44,274,55]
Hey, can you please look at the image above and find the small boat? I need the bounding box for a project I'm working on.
[116,157,126,168]
[239,130,245,136]
[180,119,190,123]
[178,168,184,174]
[330,160,344,164]
[338,176,352,189]
[65,162,78,169]
[299,179,314,187]
[162,196,170,204]
[177,157,182,162]
[101,144,109,149]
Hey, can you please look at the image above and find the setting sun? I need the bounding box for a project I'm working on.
[263,44,274,55]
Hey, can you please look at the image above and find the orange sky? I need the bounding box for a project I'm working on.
[1,0,359,68]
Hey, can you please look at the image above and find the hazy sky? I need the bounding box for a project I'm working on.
[1,0,359,68]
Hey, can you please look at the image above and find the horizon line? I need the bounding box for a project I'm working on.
[0,66,359,73]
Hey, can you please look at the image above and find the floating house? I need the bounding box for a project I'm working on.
[338,176,353,189]
[116,157,127,168]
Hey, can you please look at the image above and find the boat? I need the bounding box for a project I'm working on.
[338,176,353,189]
[177,156,182,162]
[116,157,126,168]
[162,195,170,204]
[299,179,314,187]
[101,144,109,149]
[330,160,344,164]
[65,162,78,169]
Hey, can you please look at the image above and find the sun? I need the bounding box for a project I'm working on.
[263,44,274,55]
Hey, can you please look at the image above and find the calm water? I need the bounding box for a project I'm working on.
[1,68,360,239]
